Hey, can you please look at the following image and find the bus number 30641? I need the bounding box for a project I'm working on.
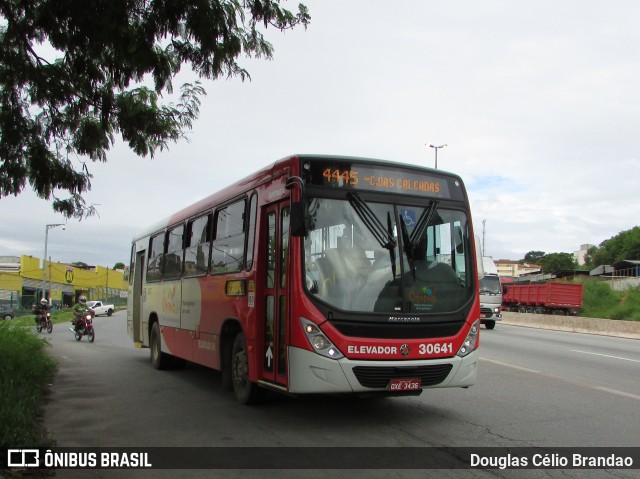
[419,342,453,355]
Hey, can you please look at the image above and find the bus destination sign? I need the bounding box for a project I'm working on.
[306,161,453,199]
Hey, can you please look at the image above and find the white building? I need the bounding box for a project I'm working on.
[574,244,595,266]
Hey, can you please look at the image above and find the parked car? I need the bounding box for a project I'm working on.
[1,306,15,320]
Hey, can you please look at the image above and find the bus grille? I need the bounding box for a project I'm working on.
[329,320,464,339]
[352,364,454,388]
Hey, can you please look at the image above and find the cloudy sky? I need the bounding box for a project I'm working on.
[2,0,639,268]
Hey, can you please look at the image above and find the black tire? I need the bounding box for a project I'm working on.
[485,320,496,330]
[46,320,53,334]
[220,336,234,392]
[88,326,95,343]
[3,314,12,321]
[150,322,170,370]
[231,332,262,404]
[107,309,113,317]
[36,322,43,333]
[75,332,82,341]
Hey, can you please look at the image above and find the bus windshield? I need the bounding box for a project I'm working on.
[304,196,473,314]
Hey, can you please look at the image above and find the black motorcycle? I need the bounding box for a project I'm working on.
[35,311,53,334]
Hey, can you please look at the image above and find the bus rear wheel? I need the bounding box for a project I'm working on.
[151,322,170,370]
[231,332,262,404]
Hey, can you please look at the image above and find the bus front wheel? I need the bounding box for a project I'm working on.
[231,332,262,404]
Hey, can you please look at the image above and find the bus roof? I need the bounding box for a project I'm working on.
[131,154,466,242]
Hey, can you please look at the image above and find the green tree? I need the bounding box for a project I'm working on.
[113,262,125,270]
[583,245,599,268]
[0,0,310,217]
[538,252,578,275]
[588,226,640,267]
[523,251,545,263]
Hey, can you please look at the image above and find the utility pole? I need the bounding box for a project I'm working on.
[482,219,486,256]
[42,223,64,303]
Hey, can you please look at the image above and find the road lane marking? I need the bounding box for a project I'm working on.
[571,350,640,363]
[593,387,640,402]
[482,356,640,402]
[480,357,540,374]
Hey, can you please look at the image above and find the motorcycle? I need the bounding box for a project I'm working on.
[69,310,95,342]
[35,311,53,334]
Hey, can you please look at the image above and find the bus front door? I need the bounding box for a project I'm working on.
[261,202,290,388]
[130,250,144,344]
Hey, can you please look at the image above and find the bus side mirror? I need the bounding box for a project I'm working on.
[290,202,308,237]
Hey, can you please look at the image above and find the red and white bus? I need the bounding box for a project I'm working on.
[127,155,481,403]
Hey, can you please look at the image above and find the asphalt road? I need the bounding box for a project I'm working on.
[40,312,639,479]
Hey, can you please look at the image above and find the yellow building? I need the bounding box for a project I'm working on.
[0,255,128,311]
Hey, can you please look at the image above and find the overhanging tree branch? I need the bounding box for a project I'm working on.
[0,0,310,218]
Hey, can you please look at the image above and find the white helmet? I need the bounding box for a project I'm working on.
[79,295,87,304]
[40,299,48,305]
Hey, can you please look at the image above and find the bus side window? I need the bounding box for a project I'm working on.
[163,224,184,280]
[245,194,258,271]
[129,244,136,286]
[266,212,276,288]
[212,199,246,274]
[147,233,164,282]
[184,213,212,277]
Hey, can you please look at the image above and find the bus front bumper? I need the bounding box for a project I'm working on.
[287,346,478,394]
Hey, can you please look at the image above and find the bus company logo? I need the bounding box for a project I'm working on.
[8,449,40,467]
[399,344,411,356]
[65,269,74,283]
[408,286,437,304]
[162,286,179,314]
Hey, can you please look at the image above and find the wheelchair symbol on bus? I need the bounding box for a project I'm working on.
[400,209,416,226]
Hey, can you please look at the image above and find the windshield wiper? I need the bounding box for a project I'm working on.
[386,211,397,279]
[397,201,439,279]
[399,215,415,279]
[348,192,397,278]
[348,193,396,250]
[409,200,439,248]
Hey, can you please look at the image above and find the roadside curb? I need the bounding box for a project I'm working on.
[500,312,640,340]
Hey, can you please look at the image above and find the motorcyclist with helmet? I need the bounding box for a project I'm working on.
[33,298,50,325]
[72,295,89,333]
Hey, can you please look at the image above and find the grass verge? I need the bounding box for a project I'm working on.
[580,280,640,321]
[0,321,57,448]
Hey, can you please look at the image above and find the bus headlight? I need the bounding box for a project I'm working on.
[300,318,344,360]
[457,320,480,358]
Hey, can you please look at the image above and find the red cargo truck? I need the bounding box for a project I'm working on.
[502,282,583,315]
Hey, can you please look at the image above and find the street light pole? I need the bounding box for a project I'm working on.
[42,223,64,304]
[428,144,447,169]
